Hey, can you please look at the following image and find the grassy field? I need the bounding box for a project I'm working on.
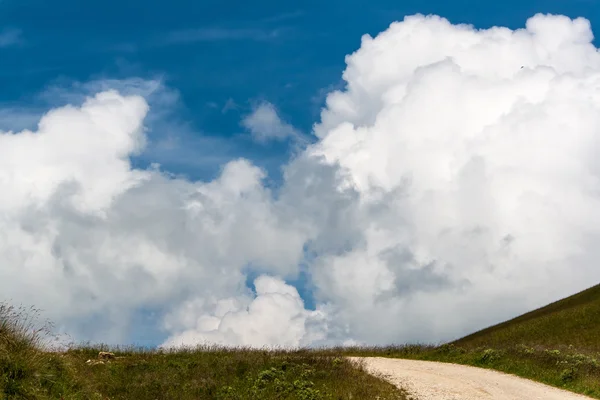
[0,303,409,400]
[333,282,600,398]
[4,282,600,399]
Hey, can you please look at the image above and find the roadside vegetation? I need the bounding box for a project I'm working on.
[334,282,600,399]
[333,343,600,398]
[0,303,408,400]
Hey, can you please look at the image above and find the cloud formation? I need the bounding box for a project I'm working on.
[242,101,302,143]
[0,90,313,346]
[3,13,600,348]
[304,13,600,343]
[162,276,327,348]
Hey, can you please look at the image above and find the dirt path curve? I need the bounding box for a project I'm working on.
[349,357,594,400]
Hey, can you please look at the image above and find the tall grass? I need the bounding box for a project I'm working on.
[0,302,409,399]
[0,303,93,399]
[63,345,409,399]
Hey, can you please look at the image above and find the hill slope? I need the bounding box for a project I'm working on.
[452,283,600,351]
[335,282,600,398]
[381,282,600,398]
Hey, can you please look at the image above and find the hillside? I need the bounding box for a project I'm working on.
[452,283,600,351]
[384,282,600,398]
[333,282,600,398]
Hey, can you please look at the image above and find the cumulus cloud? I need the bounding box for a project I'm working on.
[304,12,600,343]
[162,276,327,348]
[0,90,314,345]
[242,101,303,143]
[4,12,600,348]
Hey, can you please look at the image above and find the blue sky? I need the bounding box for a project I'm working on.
[1,0,597,183]
[2,0,600,348]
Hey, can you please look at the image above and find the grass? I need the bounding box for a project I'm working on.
[5,282,600,398]
[333,344,600,398]
[437,281,600,397]
[329,282,600,398]
[61,346,410,400]
[0,302,409,400]
[453,283,600,351]
[0,303,94,399]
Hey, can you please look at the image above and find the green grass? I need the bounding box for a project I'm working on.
[0,302,409,400]
[6,282,600,399]
[453,283,600,351]
[428,282,600,397]
[0,303,95,399]
[329,282,600,398]
[332,344,600,398]
[62,346,411,400]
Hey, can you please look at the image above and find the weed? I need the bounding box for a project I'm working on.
[560,367,577,383]
[478,348,501,364]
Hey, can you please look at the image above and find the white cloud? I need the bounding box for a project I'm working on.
[0,90,314,346]
[0,91,148,213]
[4,13,600,348]
[242,101,302,143]
[302,12,600,343]
[37,77,241,174]
[162,276,327,348]
[37,77,171,109]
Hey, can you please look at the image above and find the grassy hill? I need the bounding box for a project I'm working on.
[336,282,600,398]
[0,303,409,400]
[435,282,600,398]
[453,283,600,351]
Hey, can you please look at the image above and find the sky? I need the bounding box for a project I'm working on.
[2,0,600,348]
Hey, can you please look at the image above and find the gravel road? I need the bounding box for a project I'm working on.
[350,357,594,400]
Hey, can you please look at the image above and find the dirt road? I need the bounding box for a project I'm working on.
[350,357,593,400]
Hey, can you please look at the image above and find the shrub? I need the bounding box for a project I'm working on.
[478,348,501,364]
[560,367,576,383]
